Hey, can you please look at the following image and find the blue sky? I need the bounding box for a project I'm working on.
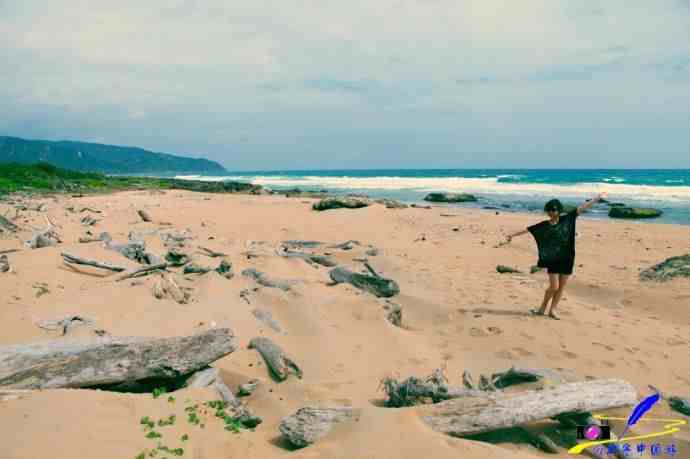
[1,1,690,170]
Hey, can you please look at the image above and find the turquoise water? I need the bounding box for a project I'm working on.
[177,169,690,225]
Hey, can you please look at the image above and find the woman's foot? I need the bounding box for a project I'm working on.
[548,312,560,320]
[529,308,546,316]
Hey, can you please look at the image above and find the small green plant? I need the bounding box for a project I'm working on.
[152,387,167,399]
[157,415,176,427]
[167,396,176,403]
[140,416,155,430]
[146,431,162,439]
[181,434,189,442]
[136,453,146,459]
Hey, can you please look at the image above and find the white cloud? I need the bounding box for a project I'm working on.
[1,0,690,168]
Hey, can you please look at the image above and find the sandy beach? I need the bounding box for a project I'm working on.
[1,189,688,459]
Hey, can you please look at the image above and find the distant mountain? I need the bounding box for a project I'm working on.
[0,136,227,174]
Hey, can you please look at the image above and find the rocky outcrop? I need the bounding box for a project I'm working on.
[640,255,690,281]
[423,192,477,203]
[312,197,370,211]
[608,207,663,219]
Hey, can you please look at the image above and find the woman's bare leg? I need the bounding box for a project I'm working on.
[548,274,570,319]
[535,274,559,314]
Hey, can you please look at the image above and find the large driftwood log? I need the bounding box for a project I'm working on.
[276,245,337,267]
[279,407,360,447]
[152,274,190,304]
[329,265,400,298]
[418,379,637,437]
[115,262,168,281]
[0,328,236,389]
[248,337,302,381]
[61,252,126,272]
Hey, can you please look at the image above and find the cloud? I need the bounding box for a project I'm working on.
[1,1,690,168]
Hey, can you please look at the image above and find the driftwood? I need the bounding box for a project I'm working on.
[248,337,302,381]
[242,268,296,291]
[276,245,337,267]
[418,379,637,437]
[365,247,379,256]
[328,240,360,250]
[78,232,110,243]
[0,248,20,255]
[80,215,99,226]
[105,238,161,265]
[280,406,360,447]
[281,240,323,249]
[184,262,211,274]
[0,215,18,232]
[0,328,236,389]
[329,265,400,298]
[115,262,168,281]
[79,207,101,214]
[216,259,233,279]
[252,309,285,334]
[0,255,9,273]
[26,227,61,249]
[185,366,221,388]
[214,379,263,428]
[382,369,486,407]
[152,274,190,304]
[61,252,126,272]
[36,315,96,336]
[198,246,227,258]
[137,209,153,222]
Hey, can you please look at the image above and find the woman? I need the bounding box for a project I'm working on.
[503,193,606,320]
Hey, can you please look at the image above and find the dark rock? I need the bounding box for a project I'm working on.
[496,265,521,274]
[312,197,370,211]
[639,254,690,281]
[411,204,432,209]
[165,249,190,267]
[609,207,663,219]
[424,192,477,203]
[375,198,408,209]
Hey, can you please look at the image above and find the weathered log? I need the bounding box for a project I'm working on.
[248,337,302,381]
[152,274,190,304]
[80,215,98,226]
[26,228,61,249]
[0,255,9,273]
[0,328,236,389]
[279,406,360,447]
[183,262,212,274]
[61,252,126,272]
[185,367,220,388]
[105,238,160,265]
[0,215,18,232]
[281,240,323,249]
[78,232,110,243]
[328,240,360,250]
[137,209,153,222]
[115,262,168,281]
[36,315,96,336]
[382,369,486,407]
[252,309,285,334]
[418,379,637,437]
[79,207,101,214]
[165,248,190,267]
[242,268,296,291]
[329,265,400,298]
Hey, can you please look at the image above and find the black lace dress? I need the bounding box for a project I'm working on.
[527,209,578,275]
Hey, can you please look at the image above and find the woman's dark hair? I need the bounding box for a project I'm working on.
[544,199,563,213]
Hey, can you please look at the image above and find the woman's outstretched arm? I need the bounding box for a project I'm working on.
[577,192,607,215]
[505,228,529,243]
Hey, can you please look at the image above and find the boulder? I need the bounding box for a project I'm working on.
[312,197,370,211]
[608,207,663,219]
[375,198,408,209]
[423,192,477,203]
[496,265,521,274]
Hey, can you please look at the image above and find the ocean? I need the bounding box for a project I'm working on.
[176,169,690,225]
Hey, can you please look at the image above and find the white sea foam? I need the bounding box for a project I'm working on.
[175,174,690,202]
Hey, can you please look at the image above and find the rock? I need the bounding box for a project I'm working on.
[411,204,432,209]
[312,197,370,211]
[375,198,408,209]
[184,263,212,275]
[496,265,521,274]
[329,265,400,298]
[279,407,360,447]
[424,192,477,203]
[238,379,260,397]
[639,255,690,281]
[608,202,626,207]
[609,207,663,219]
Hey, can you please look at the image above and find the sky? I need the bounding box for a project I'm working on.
[2,0,690,170]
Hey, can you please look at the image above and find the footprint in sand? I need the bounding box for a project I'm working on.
[592,342,615,351]
[666,337,688,346]
[561,350,578,359]
[601,361,616,368]
[494,349,517,359]
[513,347,535,357]
[520,332,536,341]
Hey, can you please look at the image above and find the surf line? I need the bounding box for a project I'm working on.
[567,415,687,454]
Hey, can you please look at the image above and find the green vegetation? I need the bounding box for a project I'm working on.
[0,162,260,196]
[152,387,168,399]
[0,135,227,174]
